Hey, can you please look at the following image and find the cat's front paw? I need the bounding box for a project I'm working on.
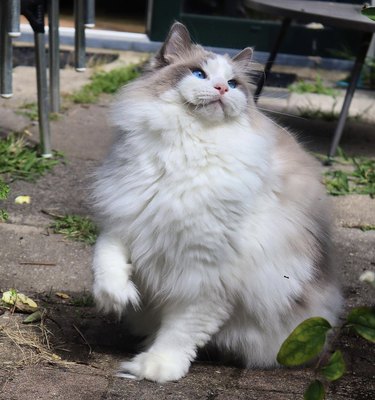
[117,350,191,383]
[93,273,140,315]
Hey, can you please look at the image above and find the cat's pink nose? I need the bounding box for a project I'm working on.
[214,84,228,95]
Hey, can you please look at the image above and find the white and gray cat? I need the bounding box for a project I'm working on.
[91,22,342,382]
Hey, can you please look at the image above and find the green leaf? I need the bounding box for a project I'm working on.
[347,307,375,343]
[277,317,332,366]
[362,6,375,21]
[321,351,346,381]
[304,380,325,400]
[23,310,42,324]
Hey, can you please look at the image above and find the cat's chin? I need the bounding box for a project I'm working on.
[188,100,235,122]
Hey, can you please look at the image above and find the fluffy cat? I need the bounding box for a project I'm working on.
[91,22,342,383]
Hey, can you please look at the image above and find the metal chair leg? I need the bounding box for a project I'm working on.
[84,0,95,28]
[35,31,52,157]
[48,0,60,113]
[9,0,21,38]
[74,0,86,71]
[0,1,14,98]
[328,31,373,158]
[21,0,52,157]
[254,17,291,103]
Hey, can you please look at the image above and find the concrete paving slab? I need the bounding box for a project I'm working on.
[39,102,113,161]
[332,195,375,227]
[106,367,312,400]
[0,365,109,400]
[2,158,95,225]
[0,107,30,136]
[333,228,375,307]
[0,222,92,293]
[0,66,92,108]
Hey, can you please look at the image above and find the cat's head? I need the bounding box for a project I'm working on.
[146,22,254,123]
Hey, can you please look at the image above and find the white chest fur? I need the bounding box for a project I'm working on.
[98,107,274,299]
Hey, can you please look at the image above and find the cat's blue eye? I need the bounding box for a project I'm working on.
[228,79,237,89]
[192,69,206,79]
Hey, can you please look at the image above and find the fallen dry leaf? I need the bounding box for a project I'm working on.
[55,292,70,300]
[1,289,38,313]
[2,290,17,305]
[15,195,31,204]
[23,310,42,324]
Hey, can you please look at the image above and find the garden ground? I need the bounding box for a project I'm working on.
[0,49,374,399]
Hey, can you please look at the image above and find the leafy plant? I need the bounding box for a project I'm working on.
[50,214,98,245]
[277,317,332,366]
[277,307,374,399]
[324,170,350,195]
[289,75,338,96]
[70,64,140,104]
[0,133,63,181]
[361,5,375,21]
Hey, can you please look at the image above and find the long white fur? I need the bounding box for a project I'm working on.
[92,28,342,382]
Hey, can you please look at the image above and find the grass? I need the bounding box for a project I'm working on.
[70,64,140,104]
[298,107,340,122]
[342,224,375,231]
[0,179,10,222]
[70,292,94,307]
[0,179,9,200]
[16,102,60,122]
[0,133,63,181]
[50,214,98,245]
[289,74,338,96]
[323,152,375,196]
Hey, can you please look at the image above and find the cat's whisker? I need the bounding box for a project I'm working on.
[254,106,308,121]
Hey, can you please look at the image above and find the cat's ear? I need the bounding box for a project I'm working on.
[155,22,192,66]
[232,47,253,67]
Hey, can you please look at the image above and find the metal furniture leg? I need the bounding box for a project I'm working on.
[254,17,291,103]
[22,0,52,157]
[74,0,86,71]
[48,0,60,113]
[35,31,52,157]
[84,0,95,28]
[0,1,14,98]
[328,32,373,158]
[9,0,21,38]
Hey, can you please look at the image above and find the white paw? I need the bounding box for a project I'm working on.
[117,351,190,383]
[93,272,140,315]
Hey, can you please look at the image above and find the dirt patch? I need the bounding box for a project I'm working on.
[0,294,374,399]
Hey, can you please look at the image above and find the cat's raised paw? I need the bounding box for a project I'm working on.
[93,277,140,315]
[117,351,190,383]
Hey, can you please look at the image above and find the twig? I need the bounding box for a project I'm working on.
[41,209,64,219]
[72,324,92,355]
[19,262,56,266]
